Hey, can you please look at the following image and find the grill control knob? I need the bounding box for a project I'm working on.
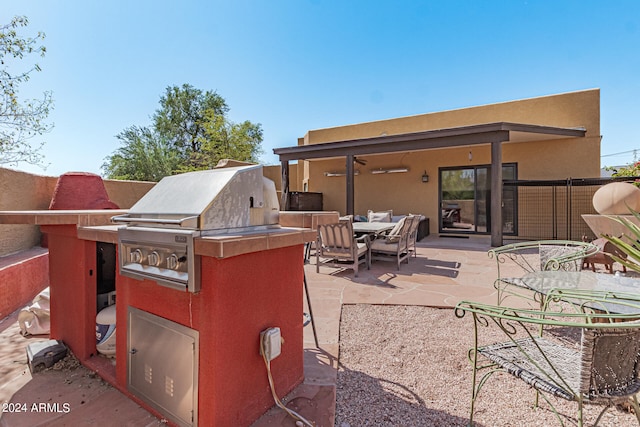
[148,251,161,266]
[167,254,180,270]
[130,249,143,263]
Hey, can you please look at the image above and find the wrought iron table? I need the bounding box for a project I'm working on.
[507,270,640,314]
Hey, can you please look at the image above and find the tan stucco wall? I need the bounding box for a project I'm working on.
[103,179,155,210]
[302,89,600,145]
[0,168,58,255]
[0,168,155,256]
[291,89,601,233]
[264,163,300,202]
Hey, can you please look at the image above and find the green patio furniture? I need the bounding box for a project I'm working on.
[489,240,599,305]
[455,291,640,427]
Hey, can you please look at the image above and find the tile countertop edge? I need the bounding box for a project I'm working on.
[0,210,128,225]
[0,209,317,258]
[195,228,316,258]
[77,225,122,244]
[76,226,316,259]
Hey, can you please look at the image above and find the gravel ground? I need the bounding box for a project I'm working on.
[335,304,639,427]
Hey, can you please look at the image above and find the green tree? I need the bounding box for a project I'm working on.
[153,83,228,155]
[103,84,263,180]
[101,126,180,181]
[0,16,53,167]
[191,109,263,170]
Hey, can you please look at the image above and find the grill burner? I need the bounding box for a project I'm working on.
[113,165,280,292]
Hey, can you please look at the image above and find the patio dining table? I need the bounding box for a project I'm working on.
[506,270,640,314]
[352,222,395,238]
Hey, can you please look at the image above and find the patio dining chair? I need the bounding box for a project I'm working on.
[455,292,640,427]
[316,221,370,277]
[370,214,416,270]
[407,215,421,258]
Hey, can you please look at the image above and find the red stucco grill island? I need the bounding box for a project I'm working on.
[0,165,316,426]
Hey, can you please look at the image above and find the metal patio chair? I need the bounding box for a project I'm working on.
[489,240,599,305]
[455,291,640,427]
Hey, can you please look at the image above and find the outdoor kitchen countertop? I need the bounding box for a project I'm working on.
[0,210,316,259]
[194,227,316,258]
[0,209,127,226]
[75,224,315,259]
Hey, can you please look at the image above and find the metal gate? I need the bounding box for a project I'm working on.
[504,177,639,241]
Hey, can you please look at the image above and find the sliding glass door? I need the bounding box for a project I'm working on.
[439,164,517,234]
[441,168,475,232]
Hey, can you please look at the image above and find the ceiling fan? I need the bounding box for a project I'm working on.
[353,156,367,166]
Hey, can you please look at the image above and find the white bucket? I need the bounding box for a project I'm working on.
[96,304,116,356]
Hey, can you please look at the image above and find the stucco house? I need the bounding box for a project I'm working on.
[270,89,601,246]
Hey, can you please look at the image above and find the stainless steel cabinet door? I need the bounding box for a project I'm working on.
[128,307,199,427]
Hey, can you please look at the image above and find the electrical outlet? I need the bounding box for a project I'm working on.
[260,327,281,362]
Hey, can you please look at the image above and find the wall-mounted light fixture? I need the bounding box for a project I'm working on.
[468,150,473,162]
[421,171,429,183]
[324,170,360,177]
[370,167,409,175]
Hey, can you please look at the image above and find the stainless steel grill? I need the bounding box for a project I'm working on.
[112,165,280,292]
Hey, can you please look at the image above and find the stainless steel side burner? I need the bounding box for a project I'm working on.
[112,165,280,292]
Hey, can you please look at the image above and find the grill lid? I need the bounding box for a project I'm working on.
[113,165,279,232]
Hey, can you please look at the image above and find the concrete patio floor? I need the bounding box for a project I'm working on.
[0,235,563,426]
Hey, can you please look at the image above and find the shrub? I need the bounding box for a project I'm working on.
[607,161,640,187]
[603,208,640,273]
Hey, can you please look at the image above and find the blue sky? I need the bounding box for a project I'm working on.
[4,0,640,177]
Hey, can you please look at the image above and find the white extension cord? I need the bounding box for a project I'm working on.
[260,333,315,427]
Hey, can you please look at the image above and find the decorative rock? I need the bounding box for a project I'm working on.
[592,182,640,215]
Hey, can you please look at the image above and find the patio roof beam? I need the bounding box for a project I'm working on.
[274,130,509,162]
[272,122,586,162]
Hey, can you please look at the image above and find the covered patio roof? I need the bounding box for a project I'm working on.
[273,122,586,161]
[273,121,586,246]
